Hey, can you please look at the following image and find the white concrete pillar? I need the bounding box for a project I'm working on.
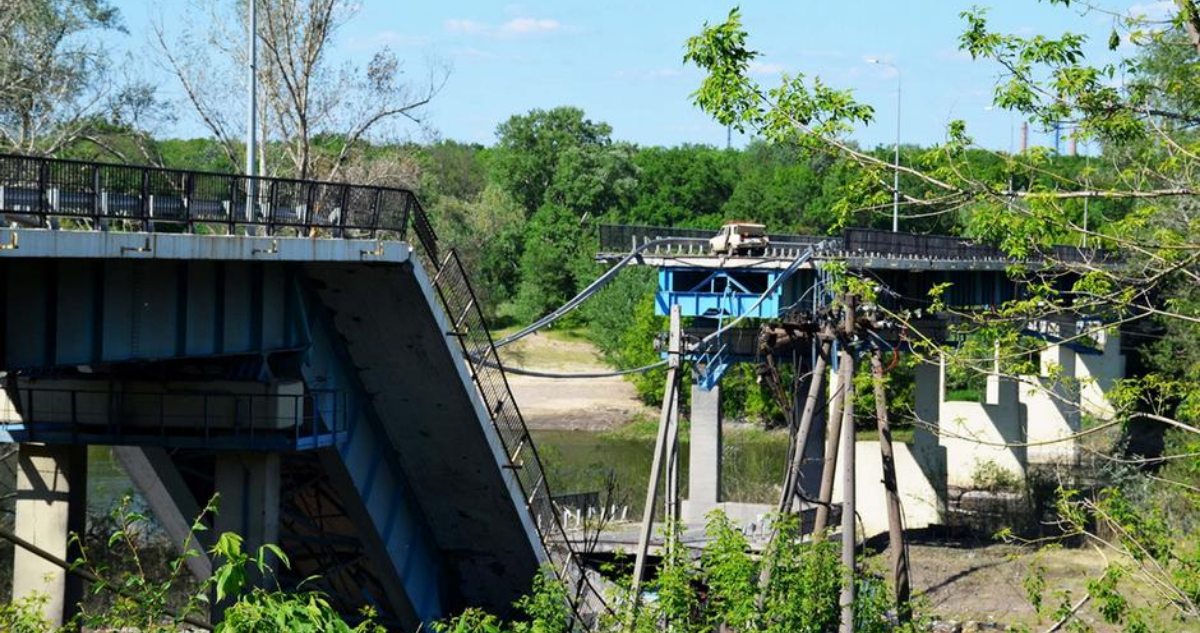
[1076,329,1123,419]
[1024,343,1082,465]
[913,359,941,443]
[13,444,87,626]
[687,384,722,511]
[214,452,281,567]
[985,340,1002,405]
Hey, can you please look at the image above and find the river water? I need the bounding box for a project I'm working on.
[82,431,789,519]
[531,429,789,516]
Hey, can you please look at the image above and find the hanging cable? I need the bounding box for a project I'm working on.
[696,244,824,349]
[494,237,701,348]
[489,239,828,378]
[486,359,668,379]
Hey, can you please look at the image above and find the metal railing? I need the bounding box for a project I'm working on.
[597,223,823,258]
[599,224,1109,265]
[410,208,608,624]
[0,153,415,239]
[1,386,346,450]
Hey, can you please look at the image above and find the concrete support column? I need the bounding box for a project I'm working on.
[1077,329,1123,419]
[13,443,87,626]
[913,359,941,436]
[214,452,281,569]
[1025,343,1081,465]
[687,383,722,510]
[985,340,1003,405]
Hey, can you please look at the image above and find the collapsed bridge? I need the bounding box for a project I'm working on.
[0,154,604,630]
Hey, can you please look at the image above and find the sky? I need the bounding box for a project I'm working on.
[105,0,1175,152]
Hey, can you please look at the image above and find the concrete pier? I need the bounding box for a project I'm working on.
[12,444,87,626]
[214,452,281,570]
[683,383,721,522]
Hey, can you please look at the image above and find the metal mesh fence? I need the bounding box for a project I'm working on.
[0,153,414,238]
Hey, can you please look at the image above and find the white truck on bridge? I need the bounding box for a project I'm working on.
[709,221,769,256]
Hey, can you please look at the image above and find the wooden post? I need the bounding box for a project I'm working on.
[664,381,681,525]
[630,305,682,606]
[779,337,831,513]
[811,345,845,539]
[871,346,912,623]
[838,294,857,633]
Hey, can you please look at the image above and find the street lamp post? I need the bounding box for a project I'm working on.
[246,0,258,226]
[868,58,901,232]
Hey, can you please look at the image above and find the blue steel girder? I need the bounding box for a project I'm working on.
[297,275,447,627]
[0,258,309,370]
[656,267,781,319]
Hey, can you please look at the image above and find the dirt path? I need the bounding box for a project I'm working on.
[499,331,653,431]
[869,542,1194,632]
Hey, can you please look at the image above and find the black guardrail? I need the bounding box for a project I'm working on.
[600,224,1108,265]
[598,223,824,254]
[0,153,416,239]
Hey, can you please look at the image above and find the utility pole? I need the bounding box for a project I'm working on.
[630,305,682,610]
[811,340,845,538]
[245,0,258,228]
[837,294,857,633]
[870,346,911,623]
[779,336,831,514]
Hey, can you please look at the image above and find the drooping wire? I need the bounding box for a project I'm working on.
[491,241,828,379]
[493,237,700,349]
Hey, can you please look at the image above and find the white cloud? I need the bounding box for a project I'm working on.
[446,19,489,35]
[748,61,784,76]
[499,17,561,35]
[1127,1,1174,20]
[445,16,563,38]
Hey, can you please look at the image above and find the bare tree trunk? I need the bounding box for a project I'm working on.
[870,347,912,624]
[1176,0,1200,53]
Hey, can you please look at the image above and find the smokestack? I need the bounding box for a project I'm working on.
[1069,136,1077,156]
[1020,122,1029,152]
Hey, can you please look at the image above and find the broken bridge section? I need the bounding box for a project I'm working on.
[0,154,600,630]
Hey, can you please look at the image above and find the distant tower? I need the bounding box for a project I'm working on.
[1021,122,1029,152]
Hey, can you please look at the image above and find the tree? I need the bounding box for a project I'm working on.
[0,0,135,154]
[510,121,636,324]
[685,4,1200,629]
[620,145,738,228]
[432,184,525,314]
[491,107,614,217]
[155,0,446,181]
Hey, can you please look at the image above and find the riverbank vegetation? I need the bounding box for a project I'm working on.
[2,0,1199,630]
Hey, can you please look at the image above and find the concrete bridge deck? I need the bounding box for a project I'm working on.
[0,154,601,630]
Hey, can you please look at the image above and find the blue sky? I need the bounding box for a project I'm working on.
[107,0,1171,152]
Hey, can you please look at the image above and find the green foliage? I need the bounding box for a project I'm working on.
[0,594,59,633]
[617,291,669,405]
[0,495,386,633]
[433,184,526,314]
[514,203,593,324]
[684,8,873,147]
[491,107,614,217]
